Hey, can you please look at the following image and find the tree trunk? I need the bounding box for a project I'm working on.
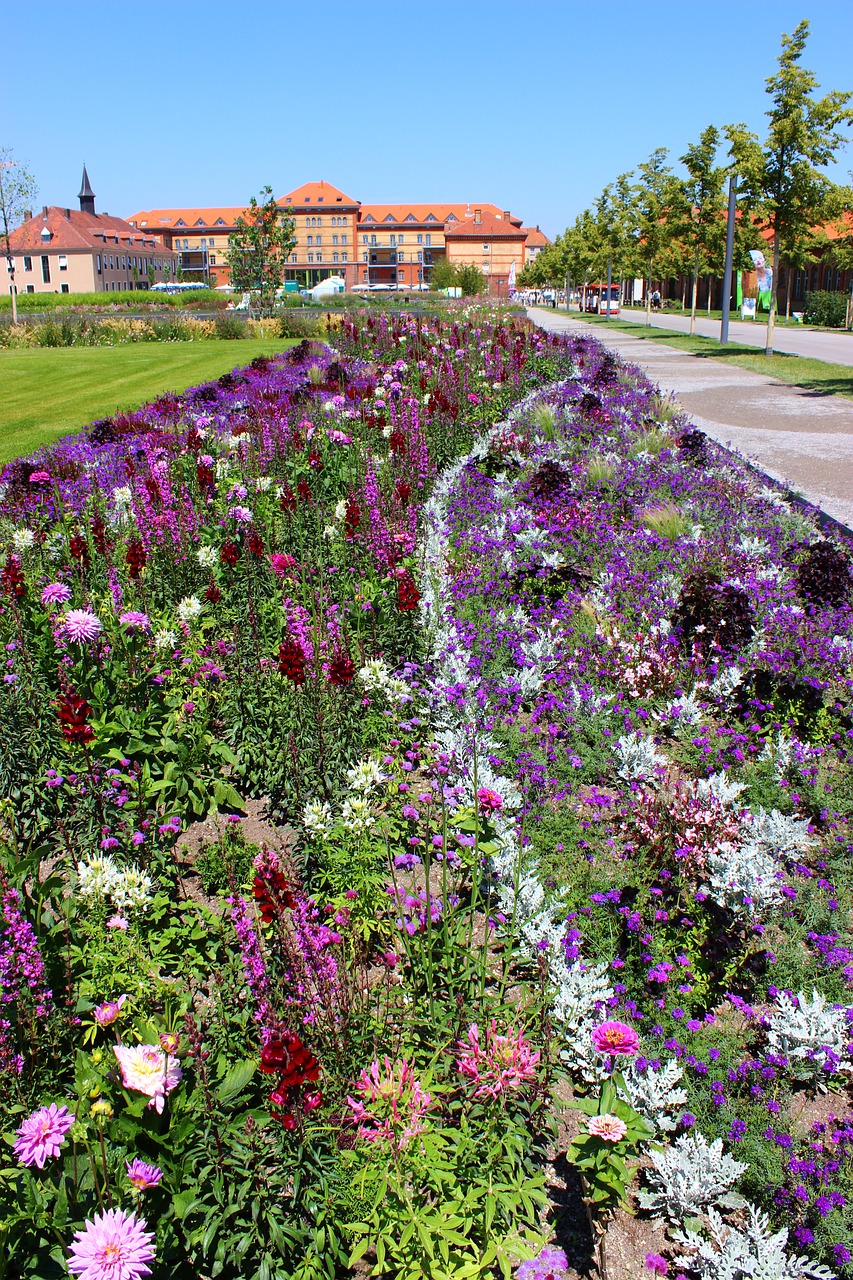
[785,271,791,322]
[645,269,652,326]
[765,234,781,355]
[707,276,713,315]
[689,247,700,336]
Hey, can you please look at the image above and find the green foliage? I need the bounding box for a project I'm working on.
[228,187,297,312]
[194,825,258,896]
[803,289,849,327]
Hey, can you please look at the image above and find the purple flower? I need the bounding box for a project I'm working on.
[62,609,103,643]
[119,611,150,632]
[14,1103,74,1168]
[125,1158,163,1191]
[645,1256,668,1276]
[68,1207,155,1280]
[516,1245,570,1280]
[41,582,71,606]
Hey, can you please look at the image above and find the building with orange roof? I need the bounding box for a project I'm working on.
[444,208,528,296]
[5,167,177,297]
[127,180,548,293]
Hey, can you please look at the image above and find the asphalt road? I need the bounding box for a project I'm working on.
[530,307,853,531]
[610,307,853,366]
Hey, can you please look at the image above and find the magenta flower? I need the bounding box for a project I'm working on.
[119,612,150,632]
[456,1021,540,1099]
[28,470,51,485]
[517,1246,571,1280]
[41,582,72,606]
[346,1056,434,1151]
[93,994,127,1027]
[68,1207,155,1280]
[646,1256,669,1277]
[62,610,103,643]
[14,1103,74,1168]
[270,552,296,577]
[125,1158,163,1191]
[476,786,503,816]
[591,1020,640,1057]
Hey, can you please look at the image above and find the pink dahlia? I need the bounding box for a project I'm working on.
[587,1113,628,1142]
[63,609,103,643]
[41,582,72,606]
[119,612,150,632]
[270,552,297,577]
[591,1020,640,1057]
[68,1207,155,1280]
[125,1158,163,1191]
[94,994,127,1027]
[14,1103,74,1168]
[113,1044,182,1114]
[477,787,503,816]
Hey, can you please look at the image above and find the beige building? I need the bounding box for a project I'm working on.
[4,167,177,298]
[129,180,548,293]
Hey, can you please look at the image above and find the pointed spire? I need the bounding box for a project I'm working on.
[78,164,95,215]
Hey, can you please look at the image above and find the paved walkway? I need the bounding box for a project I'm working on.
[612,307,853,365]
[529,308,853,530]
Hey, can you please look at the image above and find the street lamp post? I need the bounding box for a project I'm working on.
[720,173,737,346]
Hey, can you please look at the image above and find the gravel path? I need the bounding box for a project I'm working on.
[529,308,853,531]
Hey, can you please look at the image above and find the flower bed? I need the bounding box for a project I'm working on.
[0,313,851,1279]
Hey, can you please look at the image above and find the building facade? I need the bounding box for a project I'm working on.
[128,180,548,292]
[4,168,177,297]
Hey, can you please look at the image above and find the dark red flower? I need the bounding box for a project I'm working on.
[125,538,146,580]
[1,554,25,599]
[389,428,406,456]
[252,869,295,923]
[328,652,355,686]
[278,638,306,685]
[57,689,94,745]
[296,479,312,503]
[69,532,89,567]
[279,485,297,514]
[260,1030,320,1086]
[90,513,110,556]
[344,500,361,536]
[395,480,411,507]
[220,541,240,568]
[396,571,420,612]
[247,529,265,557]
[308,448,322,471]
[196,462,215,490]
[204,582,221,603]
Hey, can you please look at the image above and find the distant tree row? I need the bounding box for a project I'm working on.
[519,21,853,351]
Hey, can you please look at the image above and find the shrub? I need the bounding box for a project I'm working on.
[803,290,848,328]
[275,308,323,339]
[213,314,249,340]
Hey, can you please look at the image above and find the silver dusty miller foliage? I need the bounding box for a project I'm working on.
[614,731,666,782]
[617,1057,687,1134]
[638,1130,747,1223]
[766,989,853,1081]
[674,1204,835,1280]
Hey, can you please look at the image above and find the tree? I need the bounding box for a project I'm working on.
[733,21,853,353]
[228,185,296,311]
[674,126,729,333]
[428,258,459,290]
[456,263,485,296]
[631,150,679,324]
[0,148,38,325]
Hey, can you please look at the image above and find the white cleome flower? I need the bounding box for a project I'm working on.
[196,545,219,569]
[346,758,385,794]
[176,596,203,623]
[12,528,35,552]
[341,796,376,834]
[358,658,391,692]
[302,799,335,838]
[112,485,133,508]
[154,628,177,651]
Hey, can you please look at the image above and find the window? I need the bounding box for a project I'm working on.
[41,255,51,283]
[341,234,347,245]
[362,235,368,245]
[97,254,102,274]
[210,255,216,265]
[399,252,405,262]
[390,234,396,245]
[483,244,490,252]
[61,283,69,293]
[305,217,311,227]
[363,252,368,262]
[110,256,114,269]
[316,250,322,261]
[332,234,338,245]
[425,234,431,246]
[342,253,348,262]
[333,252,339,263]
[417,251,423,263]
[307,235,313,246]
[26,284,34,293]
[58,254,68,271]
[4,256,12,272]
[23,255,32,271]
[417,234,423,244]
[316,236,322,245]
[291,254,297,263]
[308,253,314,263]
[398,234,404,244]
[370,234,376,245]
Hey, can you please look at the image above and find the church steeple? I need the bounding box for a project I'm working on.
[78,164,95,215]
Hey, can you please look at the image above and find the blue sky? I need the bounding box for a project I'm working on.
[3,0,852,238]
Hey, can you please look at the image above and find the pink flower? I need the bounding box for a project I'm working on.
[346,1056,434,1151]
[476,787,503,816]
[28,470,51,485]
[587,1113,628,1142]
[456,1021,540,1099]
[119,612,150,632]
[41,582,72,606]
[68,1207,155,1280]
[125,1158,163,1191]
[270,553,297,577]
[62,609,103,643]
[113,1044,182,1114]
[94,994,127,1027]
[591,1020,640,1057]
[14,1103,74,1168]
[107,915,128,930]
[646,1255,669,1276]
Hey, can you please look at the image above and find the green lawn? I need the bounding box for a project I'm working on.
[0,339,296,464]
[571,312,853,399]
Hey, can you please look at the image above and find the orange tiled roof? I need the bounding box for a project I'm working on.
[8,207,176,254]
[279,180,359,207]
[127,206,245,230]
[521,226,549,246]
[359,202,508,226]
[444,210,527,239]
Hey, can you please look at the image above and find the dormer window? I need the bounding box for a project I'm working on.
[40,226,52,241]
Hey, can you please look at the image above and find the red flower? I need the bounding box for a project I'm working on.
[278,638,306,685]
[328,652,355,686]
[396,571,420,612]
[69,533,89,567]
[389,428,406,456]
[246,529,265,557]
[296,479,313,503]
[204,581,221,603]
[395,480,411,507]
[1,554,25,599]
[279,485,297,514]
[90,513,110,556]
[344,500,361,536]
[125,538,146,580]
[220,541,240,568]
[260,1030,320,1086]
[196,462,215,490]
[252,869,295,923]
[57,689,94,745]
